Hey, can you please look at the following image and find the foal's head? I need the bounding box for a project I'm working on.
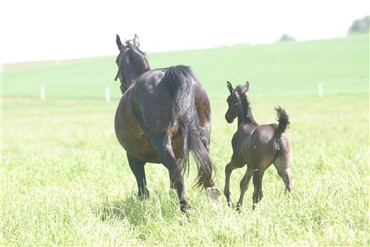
[115,34,150,93]
[225,81,250,123]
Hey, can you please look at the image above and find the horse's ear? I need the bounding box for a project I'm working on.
[227,81,233,94]
[133,34,140,48]
[241,81,249,94]
[116,34,123,50]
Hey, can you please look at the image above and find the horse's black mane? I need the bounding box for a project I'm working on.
[122,40,150,81]
[125,40,146,56]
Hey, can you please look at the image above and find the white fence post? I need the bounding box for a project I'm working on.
[318,82,323,97]
[40,86,45,100]
[105,87,111,102]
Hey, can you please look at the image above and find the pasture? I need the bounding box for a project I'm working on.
[1,34,369,245]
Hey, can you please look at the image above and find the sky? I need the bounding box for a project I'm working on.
[1,0,368,63]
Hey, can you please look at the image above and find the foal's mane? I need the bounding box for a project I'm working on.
[235,85,255,124]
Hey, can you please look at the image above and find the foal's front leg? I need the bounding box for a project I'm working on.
[224,160,237,207]
[236,167,253,210]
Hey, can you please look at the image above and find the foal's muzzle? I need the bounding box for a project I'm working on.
[225,113,234,123]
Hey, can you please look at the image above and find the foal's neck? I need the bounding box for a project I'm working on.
[237,94,258,127]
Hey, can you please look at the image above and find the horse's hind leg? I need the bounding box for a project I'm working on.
[236,167,253,210]
[127,153,149,197]
[154,138,191,212]
[200,134,220,200]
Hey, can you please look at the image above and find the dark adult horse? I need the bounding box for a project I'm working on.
[114,34,220,211]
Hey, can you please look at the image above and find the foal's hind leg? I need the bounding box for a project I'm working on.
[274,136,293,192]
[236,167,253,210]
[274,156,293,193]
[127,153,149,197]
[252,167,265,209]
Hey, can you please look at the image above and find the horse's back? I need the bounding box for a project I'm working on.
[114,67,211,163]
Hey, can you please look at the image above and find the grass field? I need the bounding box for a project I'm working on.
[1,34,369,245]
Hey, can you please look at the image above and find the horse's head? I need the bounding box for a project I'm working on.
[115,34,150,94]
[225,81,249,123]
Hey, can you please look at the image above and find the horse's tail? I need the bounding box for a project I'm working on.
[163,65,213,189]
[274,106,290,139]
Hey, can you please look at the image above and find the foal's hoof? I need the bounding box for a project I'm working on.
[206,186,221,200]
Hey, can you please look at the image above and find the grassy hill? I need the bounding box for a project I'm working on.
[2,34,368,99]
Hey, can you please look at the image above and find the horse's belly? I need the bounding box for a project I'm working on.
[116,126,185,164]
[115,123,160,163]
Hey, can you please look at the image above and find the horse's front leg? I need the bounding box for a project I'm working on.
[127,153,149,198]
[154,138,191,212]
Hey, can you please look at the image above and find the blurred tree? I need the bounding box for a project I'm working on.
[348,16,370,34]
[279,33,295,42]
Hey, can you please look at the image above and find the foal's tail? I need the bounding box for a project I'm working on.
[274,106,290,139]
[163,65,214,189]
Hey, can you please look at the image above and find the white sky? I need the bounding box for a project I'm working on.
[1,0,368,63]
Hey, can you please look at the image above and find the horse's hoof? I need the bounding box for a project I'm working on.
[236,203,243,213]
[180,199,192,213]
[252,204,257,210]
[181,206,198,216]
[227,201,235,208]
[206,186,221,200]
[138,190,150,200]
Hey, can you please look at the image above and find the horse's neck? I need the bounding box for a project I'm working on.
[131,49,150,80]
[124,65,148,86]
[125,50,150,85]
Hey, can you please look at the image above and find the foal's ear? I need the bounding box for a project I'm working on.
[116,34,123,50]
[133,34,140,48]
[240,81,249,94]
[227,81,233,94]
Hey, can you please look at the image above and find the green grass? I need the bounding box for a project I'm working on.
[1,34,369,245]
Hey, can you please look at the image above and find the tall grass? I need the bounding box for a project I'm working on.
[1,35,369,245]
